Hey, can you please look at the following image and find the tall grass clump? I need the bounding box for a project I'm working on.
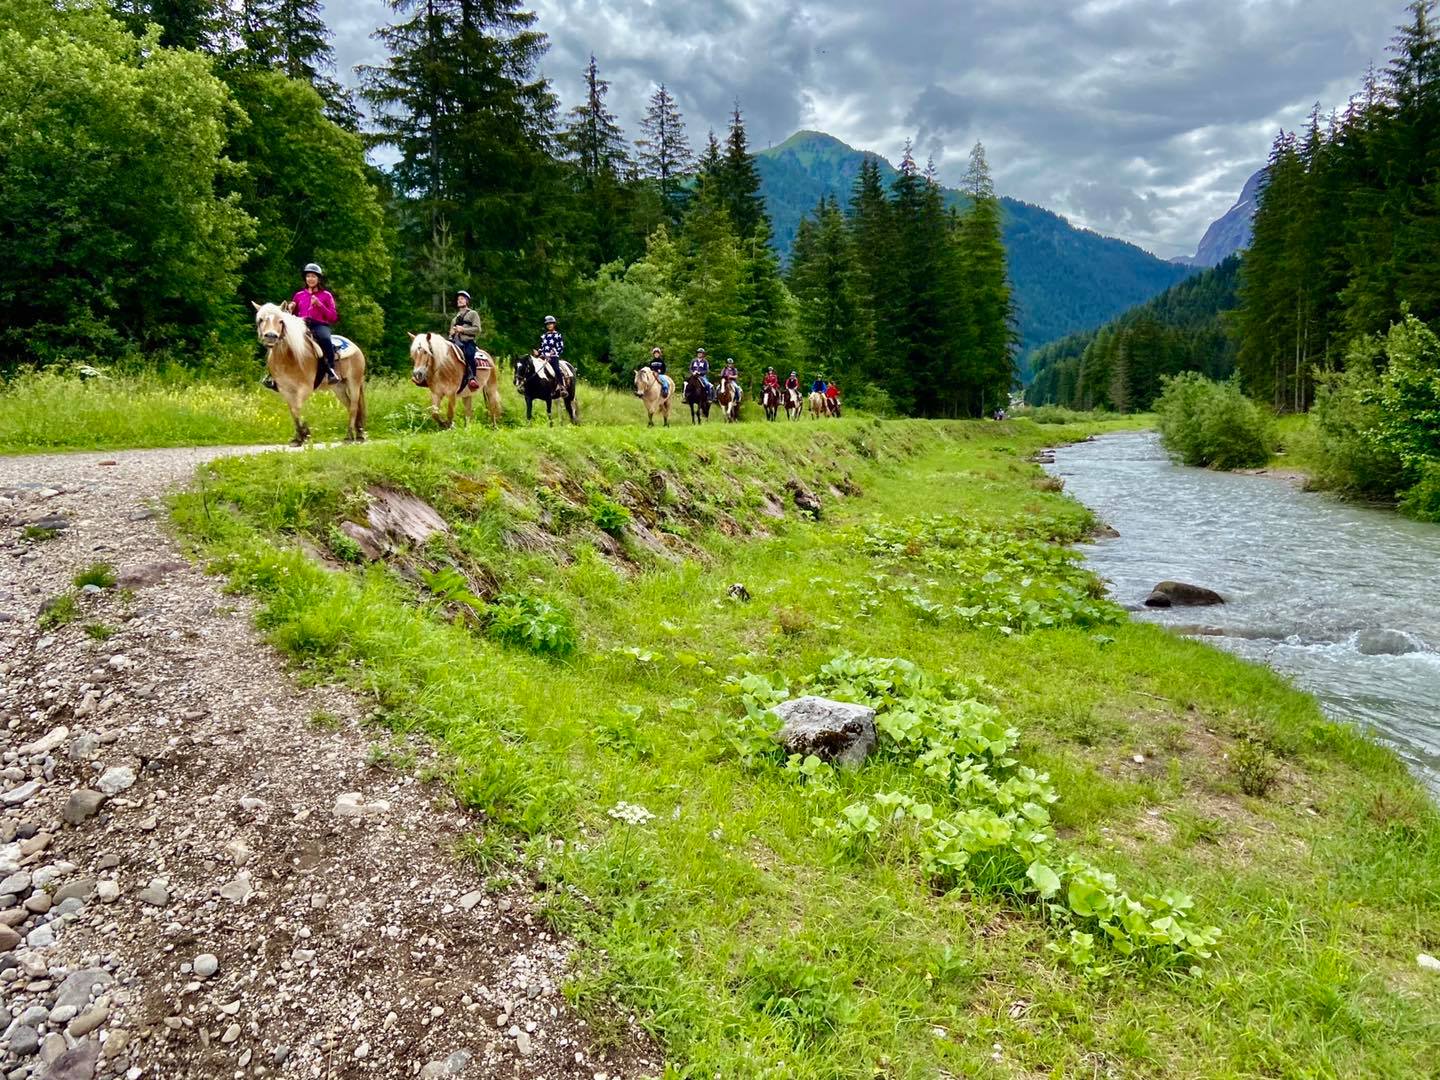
[1154,373,1274,470]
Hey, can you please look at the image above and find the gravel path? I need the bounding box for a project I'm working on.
[0,447,658,1080]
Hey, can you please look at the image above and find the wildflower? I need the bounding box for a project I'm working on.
[607,801,655,826]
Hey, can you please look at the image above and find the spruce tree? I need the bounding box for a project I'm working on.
[846,157,891,370]
[560,54,629,183]
[235,0,357,127]
[114,0,224,51]
[957,143,1016,415]
[635,84,693,218]
[719,102,766,239]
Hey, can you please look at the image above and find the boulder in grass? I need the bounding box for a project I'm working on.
[1145,581,1224,607]
[771,696,877,768]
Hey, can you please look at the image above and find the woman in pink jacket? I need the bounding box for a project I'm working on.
[293,262,339,385]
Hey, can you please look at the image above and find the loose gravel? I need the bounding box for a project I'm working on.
[0,447,659,1080]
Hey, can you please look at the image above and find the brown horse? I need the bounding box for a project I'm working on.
[808,391,826,419]
[408,332,502,428]
[252,302,366,444]
[716,377,741,423]
[784,385,803,420]
[633,366,672,427]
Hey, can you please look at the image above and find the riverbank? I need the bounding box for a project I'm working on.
[157,416,1440,1076]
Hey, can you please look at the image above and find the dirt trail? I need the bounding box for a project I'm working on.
[0,447,657,1080]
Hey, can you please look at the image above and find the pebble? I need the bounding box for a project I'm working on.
[220,1023,241,1044]
[53,877,96,903]
[61,789,107,825]
[97,880,119,903]
[96,766,137,795]
[16,727,68,758]
[24,891,51,914]
[48,1005,77,1025]
[194,953,219,979]
[1,781,42,807]
[66,1004,108,1038]
[0,871,31,895]
[0,926,19,951]
[26,923,55,948]
[459,890,484,912]
[137,878,170,907]
[9,1025,39,1057]
[218,873,253,903]
[515,1030,533,1056]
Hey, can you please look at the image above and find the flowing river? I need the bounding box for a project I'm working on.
[1045,431,1440,792]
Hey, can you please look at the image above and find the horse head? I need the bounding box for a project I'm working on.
[252,301,286,349]
[633,367,650,397]
[408,332,436,386]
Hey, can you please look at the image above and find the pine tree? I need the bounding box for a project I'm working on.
[635,84,693,218]
[957,143,1016,415]
[846,157,891,371]
[789,198,870,387]
[560,54,628,183]
[361,0,560,346]
[115,0,224,51]
[234,0,357,127]
[719,101,765,239]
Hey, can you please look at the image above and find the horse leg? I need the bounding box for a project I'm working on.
[284,390,308,447]
[566,393,578,425]
[445,396,456,429]
[487,383,501,429]
[462,394,474,427]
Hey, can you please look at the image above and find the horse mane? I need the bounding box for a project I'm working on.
[258,302,314,362]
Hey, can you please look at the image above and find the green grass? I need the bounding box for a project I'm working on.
[73,562,117,589]
[0,368,783,453]
[172,416,1440,1078]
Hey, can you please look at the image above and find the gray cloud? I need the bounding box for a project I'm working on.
[328,0,1401,257]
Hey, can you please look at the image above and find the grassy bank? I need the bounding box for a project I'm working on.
[171,417,1440,1077]
[0,368,758,453]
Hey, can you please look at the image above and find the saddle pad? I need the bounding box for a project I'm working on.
[476,354,493,369]
[558,360,575,379]
[332,336,353,355]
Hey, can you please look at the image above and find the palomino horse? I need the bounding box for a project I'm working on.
[715,377,741,423]
[762,384,781,421]
[783,385,803,420]
[252,302,366,444]
[683,373,710,424]
[633,367,672,427]
[514,351,578,424]
[408,332,502,428]
[808,391,827,419]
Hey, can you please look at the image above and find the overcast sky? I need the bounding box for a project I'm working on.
[328,0,1402,259]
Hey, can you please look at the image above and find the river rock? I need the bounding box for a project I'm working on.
[96,766,136,796]
[42,1040,100,1080]
[16,727,68,758]
[1144,580,1224,607]
[62,789,107,826]
[771,696,877,768]
[1354,629,1425,656]
[0,781,42,808]
[116,561,187,589]
[9,1025,39,1057]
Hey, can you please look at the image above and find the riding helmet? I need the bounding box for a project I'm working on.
[302,262,324,275]
[696,348,707,356]
[543,314,557,324]
[457,290,471,301]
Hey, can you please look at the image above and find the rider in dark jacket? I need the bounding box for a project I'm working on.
[648,347,666,375]
[690,349,712,399]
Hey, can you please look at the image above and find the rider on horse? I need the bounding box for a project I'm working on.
[648,348,672,396]
[294,262,339,386]
[450,290,482,391]
[763,367,779,392]
[690,349,712,399]
[540,315,565,379]
[811,376,827,395]
[720,357,742,403]
[785,370,801,394]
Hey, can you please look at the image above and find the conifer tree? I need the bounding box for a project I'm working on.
[114,0,223,51]
[719,102,766,239]
[635,84,693,217]
[560,54,629,183]
[235,0,357,127]
[957,142,1016,415]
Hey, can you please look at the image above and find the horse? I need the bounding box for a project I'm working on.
[826,394,842,418]
[408,332,502,429]
[808,391,827,419]
[762,384,781,421]
[252,302,366,445]
[783,386,803,420]
[715,377,741,423]
[514,351,578,424]
[634,366,672,427]
[683,373,710,424]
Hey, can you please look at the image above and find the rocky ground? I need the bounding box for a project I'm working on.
[0,447,659,1080]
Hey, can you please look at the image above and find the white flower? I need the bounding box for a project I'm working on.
[606,801,655,826]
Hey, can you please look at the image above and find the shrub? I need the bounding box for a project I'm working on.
[1305,351,1406,497]
[1232,738,1279,797]
[1366,311,1440,473]
[1022,405,1117,425]
[487,592,578,657]
[1154,373,1274,470]
[1398,462,1440,523]
[327,526,364,564]
[586,489,631,536]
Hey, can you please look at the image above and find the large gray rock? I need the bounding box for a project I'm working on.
[1355,629,1426,656]
[42,1040,100,1080]
[1144,580,1224,607]
[771,697,877,768]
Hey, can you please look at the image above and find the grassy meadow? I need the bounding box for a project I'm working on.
[165,417,1439,1078]
[0,367,760,453]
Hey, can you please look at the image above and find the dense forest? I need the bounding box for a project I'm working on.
[1232,1,1440,412]
[1025,257,1239,412]
[0,0,1014,416]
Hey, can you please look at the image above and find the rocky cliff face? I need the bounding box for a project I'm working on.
[1174,169,1264,268]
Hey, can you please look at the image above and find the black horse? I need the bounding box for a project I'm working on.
[514,351,579,424]
[683,373,710,424]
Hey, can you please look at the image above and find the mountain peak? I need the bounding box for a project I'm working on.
[1174,168,1263,267]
